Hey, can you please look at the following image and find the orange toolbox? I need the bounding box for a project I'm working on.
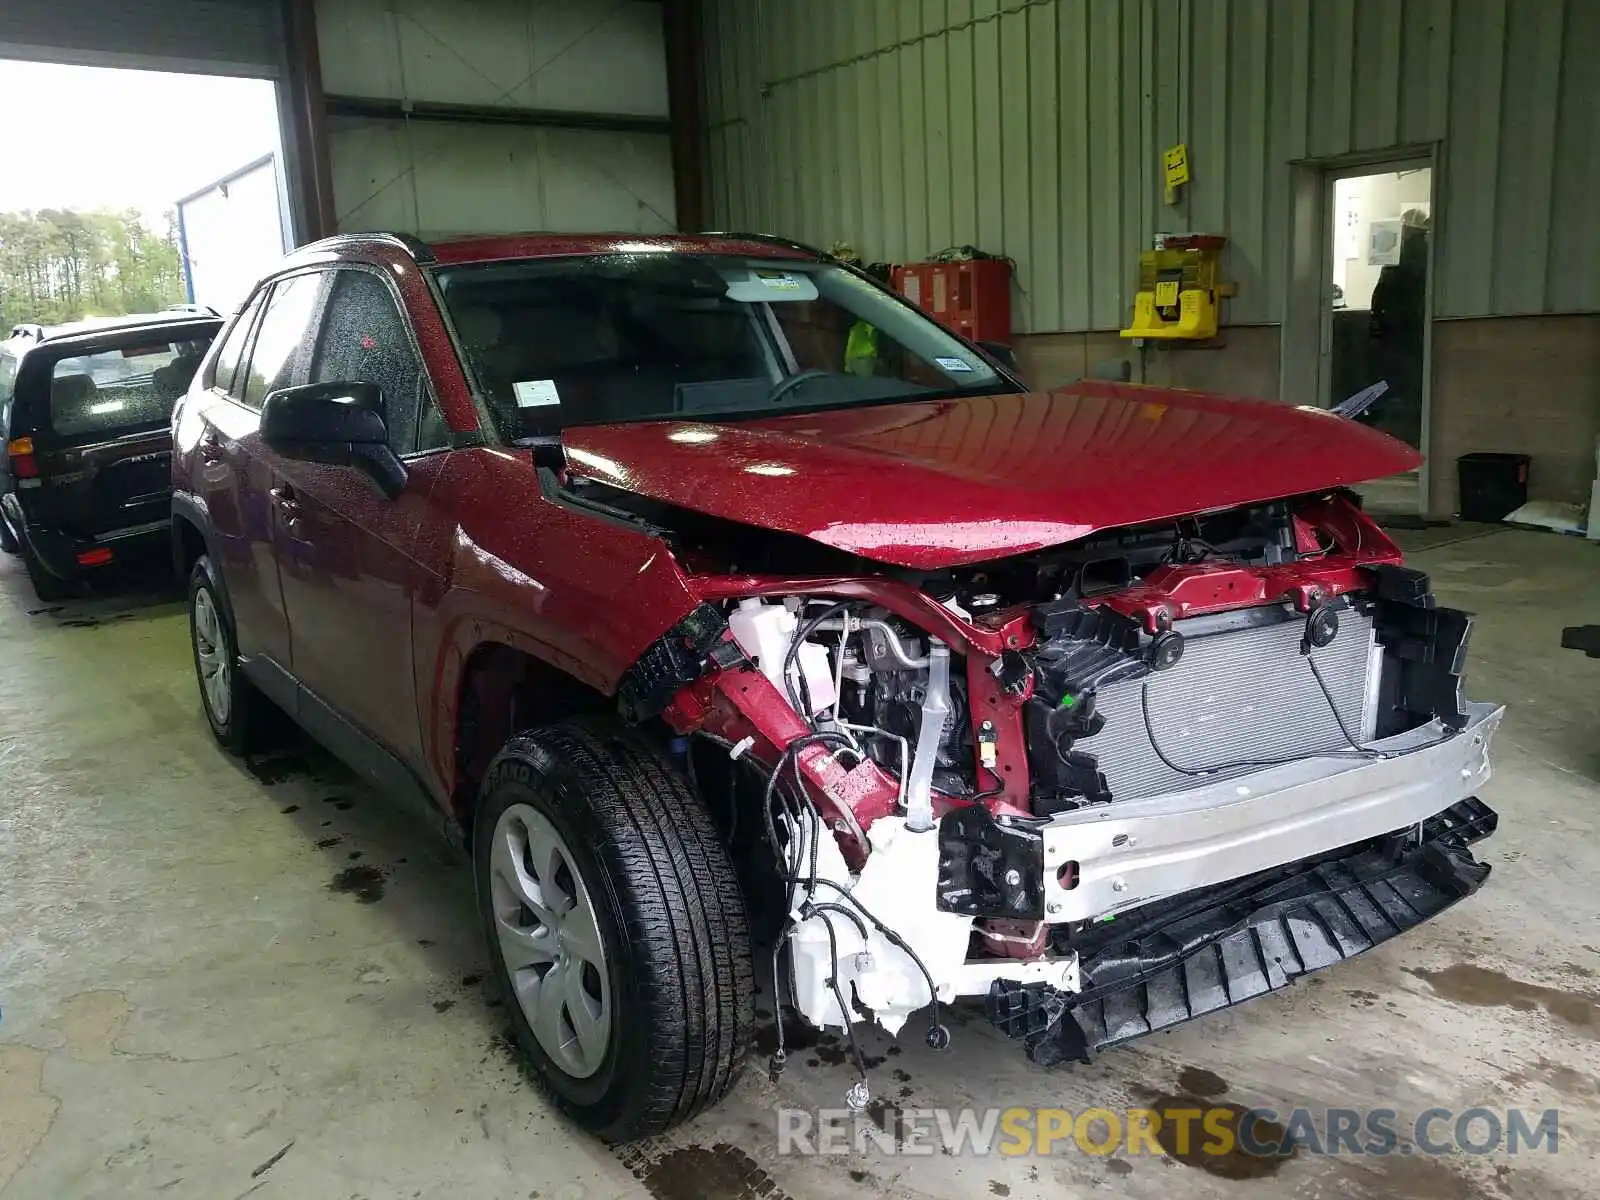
[891,258,1013,344]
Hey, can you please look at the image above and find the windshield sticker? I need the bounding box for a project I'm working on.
[755,270,803,291]
[722,266,820,303]
[935,356,974,373]
[513,379,562,408]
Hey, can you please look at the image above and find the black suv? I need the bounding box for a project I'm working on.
[1,311,221,599]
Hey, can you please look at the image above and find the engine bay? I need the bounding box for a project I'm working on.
[609,485,1489,1105]
[678,494,1467,823]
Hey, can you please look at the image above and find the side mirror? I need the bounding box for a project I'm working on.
[260,381,407,499]
[977,339,1018,372]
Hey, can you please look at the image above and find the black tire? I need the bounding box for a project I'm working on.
[22,543,74,601]
[474,717,755,1141]
[0,513,17,555]
[187,555,274,755]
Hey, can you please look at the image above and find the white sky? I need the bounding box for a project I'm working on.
[0,60,281,222]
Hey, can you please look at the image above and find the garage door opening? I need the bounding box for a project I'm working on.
[0,59,287,326]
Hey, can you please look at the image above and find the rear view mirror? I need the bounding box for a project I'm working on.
[977,340,1018,372]
[260,381,407,499]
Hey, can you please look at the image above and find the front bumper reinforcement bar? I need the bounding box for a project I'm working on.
[1039,702,1503,922]
[986,796,1497,1065]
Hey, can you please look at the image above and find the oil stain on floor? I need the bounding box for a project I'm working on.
[327,864,387,903]
[621,1142,792,1200]
[1141,1093,1297,1180]
[1175,1065,1230,1097]
[1406,964,1598,1037]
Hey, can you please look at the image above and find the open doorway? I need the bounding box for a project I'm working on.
[0,60,285,326]
[1282,151,1436,516]
[1328,164,1433,513]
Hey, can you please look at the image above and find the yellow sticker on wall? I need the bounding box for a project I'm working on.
[1154,280,1180,307]
[1163,143,1190,188]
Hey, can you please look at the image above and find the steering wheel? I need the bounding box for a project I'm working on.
[766,367,837,405]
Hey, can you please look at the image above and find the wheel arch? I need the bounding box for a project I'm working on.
[449,638,611,835]
[171,494,218,595]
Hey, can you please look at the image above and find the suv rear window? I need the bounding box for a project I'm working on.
[49,337,212,439]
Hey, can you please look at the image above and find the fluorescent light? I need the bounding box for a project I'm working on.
[745,463,795,477]
[88,400,126,415]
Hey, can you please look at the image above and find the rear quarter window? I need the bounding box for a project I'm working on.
[48,337,212,439]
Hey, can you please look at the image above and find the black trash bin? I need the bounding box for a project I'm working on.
[1457,453,1530,522]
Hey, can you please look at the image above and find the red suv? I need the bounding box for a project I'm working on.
[171,231,1502,1141]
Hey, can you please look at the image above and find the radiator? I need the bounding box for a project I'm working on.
[1085,609,1379,802]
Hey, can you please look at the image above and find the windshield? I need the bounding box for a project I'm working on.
[435,253,1008,437]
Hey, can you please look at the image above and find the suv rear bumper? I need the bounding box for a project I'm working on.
[10,505,171,580]
[1041,701,1504,923]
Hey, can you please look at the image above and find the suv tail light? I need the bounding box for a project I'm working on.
[6,436,38,478]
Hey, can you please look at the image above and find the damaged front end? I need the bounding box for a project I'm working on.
[620,489,1501,1098]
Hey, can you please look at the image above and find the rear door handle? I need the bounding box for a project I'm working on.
[198,430,225,464]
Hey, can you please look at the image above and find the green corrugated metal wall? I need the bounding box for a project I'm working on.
[699,0,1599,332]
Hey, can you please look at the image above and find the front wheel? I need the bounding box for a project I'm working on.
[474,717,755,1141]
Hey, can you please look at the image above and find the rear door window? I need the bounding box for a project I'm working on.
[208,297,264,399]
[48,335,214,440]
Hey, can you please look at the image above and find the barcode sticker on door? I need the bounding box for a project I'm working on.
[513,379,561,408]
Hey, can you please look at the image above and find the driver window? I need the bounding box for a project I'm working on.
[311,269,443,455]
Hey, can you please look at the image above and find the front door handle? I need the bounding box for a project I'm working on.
[269,485,304,536]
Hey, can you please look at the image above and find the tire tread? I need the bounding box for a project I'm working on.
[483,716,754,1140]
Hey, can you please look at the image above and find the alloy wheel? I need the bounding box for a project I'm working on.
[192,586,232,726]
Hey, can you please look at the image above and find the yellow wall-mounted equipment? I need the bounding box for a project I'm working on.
[1121,234,1226,340]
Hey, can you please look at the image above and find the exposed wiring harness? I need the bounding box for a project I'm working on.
[743,730,952,1094]
[784,601,851,722]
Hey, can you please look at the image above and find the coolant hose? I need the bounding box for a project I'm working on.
[904,641,950,832]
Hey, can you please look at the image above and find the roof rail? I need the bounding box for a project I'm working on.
[163,303,222,317]
[300,231,437,263]
[8,323,45,340]
[702,231,829,261]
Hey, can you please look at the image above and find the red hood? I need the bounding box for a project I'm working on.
[560,381,1421,569]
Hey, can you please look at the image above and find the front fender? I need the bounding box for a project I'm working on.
[414,450,707,802]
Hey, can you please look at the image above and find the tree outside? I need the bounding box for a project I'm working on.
[0,208,186,327]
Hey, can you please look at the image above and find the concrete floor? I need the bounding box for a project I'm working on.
[1,528,1596,1200]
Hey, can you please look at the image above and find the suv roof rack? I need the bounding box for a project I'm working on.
[163,303,221,317]
[301,231,437,263]
[702,231,828,260]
